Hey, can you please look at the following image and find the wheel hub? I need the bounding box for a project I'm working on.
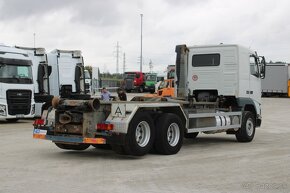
[135,121,150,147]
[167,123,180,147]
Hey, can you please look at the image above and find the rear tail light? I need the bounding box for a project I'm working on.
[33,119,45,126]
[96,122,114,131]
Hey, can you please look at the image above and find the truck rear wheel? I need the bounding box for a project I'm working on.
[123,112,155,156]
[154,113,184,155]
[55,143,90,150]
[235,111,256,142]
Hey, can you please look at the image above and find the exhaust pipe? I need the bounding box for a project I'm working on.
[59,112,72,124]
[89,98,101,111]
[52,96,60,109]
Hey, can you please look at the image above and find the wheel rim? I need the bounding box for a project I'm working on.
[246,118,254,136]
[135,121,150,147]
[167,123,180,147]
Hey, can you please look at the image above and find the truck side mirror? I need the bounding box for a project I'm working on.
[37,64,45,93]
[47,66,52,76]
[260,56,266,79]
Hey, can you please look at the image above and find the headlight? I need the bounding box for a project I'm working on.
[0,104,7,116]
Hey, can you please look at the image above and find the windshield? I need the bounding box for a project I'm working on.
[159,80,169,89]
[124,73,136,79]
[146,75,157,81]
[84,70,91,79]
[0,61,33,84]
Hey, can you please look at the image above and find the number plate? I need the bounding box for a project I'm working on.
[33,129,47,135]
[16,114,24,118]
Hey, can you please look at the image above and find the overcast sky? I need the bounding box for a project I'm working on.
[1,0,290,74]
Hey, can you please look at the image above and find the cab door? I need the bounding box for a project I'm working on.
[249,55,261,104]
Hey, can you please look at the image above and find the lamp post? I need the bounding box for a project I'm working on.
[140,13,143,72]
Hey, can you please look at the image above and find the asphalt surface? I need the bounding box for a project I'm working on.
[0,97,289,193]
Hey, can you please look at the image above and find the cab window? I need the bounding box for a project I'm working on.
[192,54,220,67]
[250,56,259,77]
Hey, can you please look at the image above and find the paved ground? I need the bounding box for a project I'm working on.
[0,98,289,193]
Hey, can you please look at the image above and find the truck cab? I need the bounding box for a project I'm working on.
[144,73,157,93]
[176,44,265,127]
[15,46,53,117]
[47,49,89,99]
[0,45,35,122]
[84,69,92,94]
[124,71,145,92]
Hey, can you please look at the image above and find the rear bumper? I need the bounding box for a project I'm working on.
[33,129,106,144]
[33,128,126,145]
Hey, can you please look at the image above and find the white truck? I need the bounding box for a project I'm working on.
[47,49,88,98]
[84,69,92,94]
[0,44,35,122]
[15,48,89,116]
[15,46,53,117]
[33,44,266,156]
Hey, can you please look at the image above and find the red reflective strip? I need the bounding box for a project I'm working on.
[33,119,45,126]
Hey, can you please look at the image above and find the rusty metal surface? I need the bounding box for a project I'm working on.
[55,124,83,134]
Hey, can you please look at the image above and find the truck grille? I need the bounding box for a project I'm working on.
[125,79,134,90]
[6,90,32,115]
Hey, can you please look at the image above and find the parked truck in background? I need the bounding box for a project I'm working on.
[167,65,175,79]
[144,73,157,93]
[261,63,290,97]
[123,71,145,92]
[15,48,89,116]
[15,46,54,117]
[92,67,101,94]
[84,69,92,94]
[156,79,174,97]
[46,49,88,99]
[33,44,266,156]
[0,44,35,122]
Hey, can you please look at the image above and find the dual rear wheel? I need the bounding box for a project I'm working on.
[112,112,184,156]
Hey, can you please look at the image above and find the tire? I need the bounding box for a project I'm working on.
[154,113,184,155]
[6,118,19,123]
[111,144,129,155]
[123,112,155,156]
[55,143,90,150]
[235,111,256,142]
[184,132,199,139]
[92,144,112,150]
